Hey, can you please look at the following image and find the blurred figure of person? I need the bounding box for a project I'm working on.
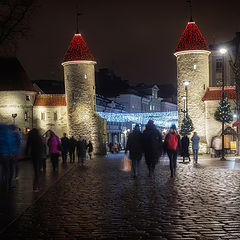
[76,136,87,165]
[61,133,69,164]
[125,124,143,178]
[212,135,222,158]
[26,128,43,192]
[143,120,163,177]
[0,124,11,189]
[8,125,21,188]
[87,141,93,159]
[48,131,61,172]
[164,124,181,177]
[108,142,113,153]
[69,136,77,163]
[191,132,200,163]
[40,136,47,171]
[181,133,191,163]
[113,143,119,153]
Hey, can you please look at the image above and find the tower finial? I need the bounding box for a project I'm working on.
[187,0,193,22]
[76,12,83,34]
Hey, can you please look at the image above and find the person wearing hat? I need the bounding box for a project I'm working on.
[125,124,143,178]
[142,120,163,177]
[164,124,181,177]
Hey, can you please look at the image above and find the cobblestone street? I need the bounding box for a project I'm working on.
[1,154,240,239]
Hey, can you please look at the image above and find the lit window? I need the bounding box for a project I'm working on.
[84,74,87,79]
[54,112,57,121]
[24,111,28,121]
[216,58,223,72]
[193,64,197,70]
[153,105,155,111]
[41,112,46,121]
[150,105,152,111]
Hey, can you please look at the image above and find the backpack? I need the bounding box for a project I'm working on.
[166,133,178,151]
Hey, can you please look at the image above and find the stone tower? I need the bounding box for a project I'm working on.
[174,21,211,152]
[62,33,106,154]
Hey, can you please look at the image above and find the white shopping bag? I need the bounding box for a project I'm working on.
[121,155,131,171]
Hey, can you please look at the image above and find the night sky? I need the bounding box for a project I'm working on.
[17,0,240,87]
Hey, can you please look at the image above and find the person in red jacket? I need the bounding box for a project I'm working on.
[164,124,181,177]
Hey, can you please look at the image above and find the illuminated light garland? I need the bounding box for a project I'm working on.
[63,34,95,63]
[97,111,178,128]
[175,22,209,53]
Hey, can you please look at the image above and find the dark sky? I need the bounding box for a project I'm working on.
[17,0,240,87]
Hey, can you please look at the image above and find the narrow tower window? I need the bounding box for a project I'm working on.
[193,64,197,70]
[41,112,46,121]
[84,74,87,79]
[54,112,58,121]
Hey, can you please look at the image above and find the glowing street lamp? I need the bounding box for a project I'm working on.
[220,48,227,160]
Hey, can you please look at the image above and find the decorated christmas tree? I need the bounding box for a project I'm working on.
[214,98,233,123]
[180,114,194,136]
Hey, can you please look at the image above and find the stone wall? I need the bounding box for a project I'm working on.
[0,91,36,131]
[175,51,210,153]
[63,61,107,154]
[33,106,68,137]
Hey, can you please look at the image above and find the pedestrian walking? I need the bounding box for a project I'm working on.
[8,125,21,188]
[125,124,143,178]
[26,128,43,192]
[164,124,181,177]
[87,141,93,159]
[143,120,163,177]
[191,132,200,163]
[69,136,77,163]
[181,134,191,163]
[40,136,47,171]
[212,136,221,158]
[108,142,113,153]
[61,133,69,164]
[0,124,11,189]
[76,136,87,165]
[48,131,61,171]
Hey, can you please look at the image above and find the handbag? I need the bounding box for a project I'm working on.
[121,155,131,171]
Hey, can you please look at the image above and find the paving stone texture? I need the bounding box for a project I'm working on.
[1,154,240,239]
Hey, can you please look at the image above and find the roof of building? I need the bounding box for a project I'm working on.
[33,80,65,94]
[63,34,95,63]
[202,86,236,101]
[34,94,66,106]
[0,57,35,91]
[175,22,209,53]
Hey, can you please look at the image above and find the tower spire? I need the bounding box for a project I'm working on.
[76,12,82,34]
[187,0,193,22]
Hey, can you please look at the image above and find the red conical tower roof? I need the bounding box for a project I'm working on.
[175,22,209,53]
[63,34,95,63]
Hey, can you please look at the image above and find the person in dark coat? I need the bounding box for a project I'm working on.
[125,124,143,178]
[61,133,69,164]
[181,134,191,162]
[143,120,163,177]
[87,141,93,159]
[164,124,181,177]
[76,136,87,165]
[69,136,77,163]
[26,128,43,192]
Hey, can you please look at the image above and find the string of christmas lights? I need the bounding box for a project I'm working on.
[97,111,178,128]
[63,34,95,62]
[175,22,209,52]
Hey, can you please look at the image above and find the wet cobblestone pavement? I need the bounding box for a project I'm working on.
[1,154,240,239]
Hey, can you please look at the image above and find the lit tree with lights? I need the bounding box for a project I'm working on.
[180,114,194,136]
[214,98,233,123]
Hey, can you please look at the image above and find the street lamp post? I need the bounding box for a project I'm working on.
[220,48,227,160]
[181,96,187,118]
[184,81,190,115]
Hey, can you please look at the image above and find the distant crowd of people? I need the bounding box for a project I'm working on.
[0,125,93,192]
[125,120,200,178]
